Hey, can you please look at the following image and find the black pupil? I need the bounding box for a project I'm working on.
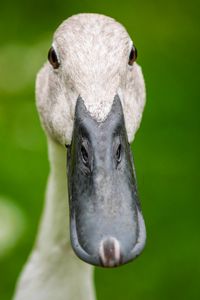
[81,145,88,164]
[116,144,121,162]
[129,47,137,65]
[51,49,57,63]
[130,49,134,60]
[48,47,59,68]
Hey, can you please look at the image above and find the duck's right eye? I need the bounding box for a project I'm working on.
[48,46,60,69]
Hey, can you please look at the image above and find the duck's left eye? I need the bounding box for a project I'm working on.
[48,46,60,69]
[128,46,137,66]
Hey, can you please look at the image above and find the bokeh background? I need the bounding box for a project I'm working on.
[0,0,199,299]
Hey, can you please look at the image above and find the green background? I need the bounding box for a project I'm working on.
[0,0,199,299]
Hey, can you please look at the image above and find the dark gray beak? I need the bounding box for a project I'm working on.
[67,95,146,267]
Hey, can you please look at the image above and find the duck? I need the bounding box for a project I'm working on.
[13,13,146,300]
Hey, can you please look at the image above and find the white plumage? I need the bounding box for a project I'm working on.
[14,13,146,300]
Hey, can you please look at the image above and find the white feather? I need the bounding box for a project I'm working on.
[14,13,146,300]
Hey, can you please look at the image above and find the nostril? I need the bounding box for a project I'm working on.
[115,143,122,164]
[99,237,122,267]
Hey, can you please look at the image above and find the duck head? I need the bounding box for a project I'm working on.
[36,13,146,267]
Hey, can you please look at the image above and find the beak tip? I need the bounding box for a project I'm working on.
[99,237,122,267]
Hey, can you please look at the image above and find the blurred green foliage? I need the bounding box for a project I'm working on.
[0,0,199,299]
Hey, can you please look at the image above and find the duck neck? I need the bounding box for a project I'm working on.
[36,137,70,250]
[30,137,96,300]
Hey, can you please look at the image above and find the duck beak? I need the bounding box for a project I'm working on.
[67,95,146,267]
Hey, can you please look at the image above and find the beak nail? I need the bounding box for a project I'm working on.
[99,237,122,267]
